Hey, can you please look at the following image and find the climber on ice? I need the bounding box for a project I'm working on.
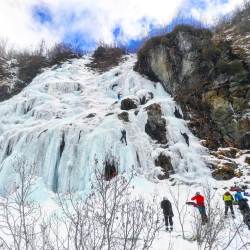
[118,93,122,100]
[161,197,174,231]
[191,192,208,225]
[223,191,235,219]
[238,198,250,230]
[120,129,127,145]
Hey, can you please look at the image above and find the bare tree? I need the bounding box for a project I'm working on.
[168,184,190,239]
[53,158,164,250]
[0,156,48,250]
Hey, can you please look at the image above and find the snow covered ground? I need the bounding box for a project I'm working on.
[0,54,250,249]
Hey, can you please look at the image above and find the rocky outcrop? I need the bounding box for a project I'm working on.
[145,103,167,144]
[212,162,238,180]
[121,98,138,110]
[139,92,154,105]
[86,113,96,118]
[118,112,129,122]
[155,153,174,179]
[135,25,250,149]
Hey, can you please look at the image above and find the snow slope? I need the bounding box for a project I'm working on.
[0,54,212,194]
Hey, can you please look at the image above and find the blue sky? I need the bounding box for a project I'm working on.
[0,0,243,50]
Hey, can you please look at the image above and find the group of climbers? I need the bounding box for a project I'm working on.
[161,190,250,232]
[222,190,250,230]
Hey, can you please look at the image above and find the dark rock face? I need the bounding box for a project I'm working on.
[145,103,167,144]
[140,92,154,105]
[104,160,117,181]
[245,156,250,164]
[134,110,139,116]
[105,113,114,116]
[174,107,182,118]
[135,26,250,149]
[181,132,189,146]
[118,112,129,122]
[86,113,96,118]
[121,98,138,110]
[155,153,174,179]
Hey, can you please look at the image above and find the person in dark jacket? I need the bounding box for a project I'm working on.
[120,129,127,145]
[238,198,250,230]
[161,197,174,231]
[223,191,235,219]
[191,192,208,225]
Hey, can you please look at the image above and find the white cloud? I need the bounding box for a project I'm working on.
[0,0,247,48]
[0,0,185,47]
[190,0,246,25]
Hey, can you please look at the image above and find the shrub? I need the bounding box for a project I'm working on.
[202,45,221,63]
[160,36,173,47]
[216,59,244,74]
[216,60,229,74]
[17,56,44,84]
[230,60,244,74]
[0,84,10,101]
[166,24,212,40]
[13,80,26,89]
[91,44,126,71]
[93,46,106,58]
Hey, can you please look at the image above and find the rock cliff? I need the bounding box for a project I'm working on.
[134,25,250,149]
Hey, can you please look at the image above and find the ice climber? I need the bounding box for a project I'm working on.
[118,93,121,100]
[120,129,127,145]
[223,191,235,219]
[238,198,250,230]
[234,191,243,203]
[161,197,174,231]
[191,192,208,225]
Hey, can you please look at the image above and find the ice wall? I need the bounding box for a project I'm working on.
[0,55,211,193]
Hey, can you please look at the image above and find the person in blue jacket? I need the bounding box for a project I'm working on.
[235,191,244,203]
[118,93,121,100]
[120,129,127,145]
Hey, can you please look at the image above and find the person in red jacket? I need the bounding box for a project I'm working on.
[191,192,208,225]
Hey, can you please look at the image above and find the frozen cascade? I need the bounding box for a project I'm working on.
[0,54,211,193]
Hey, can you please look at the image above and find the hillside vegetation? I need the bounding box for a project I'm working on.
[213,0,250,62]
[0,40,85,102]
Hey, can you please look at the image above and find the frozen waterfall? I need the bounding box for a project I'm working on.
[0,54,211,193]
